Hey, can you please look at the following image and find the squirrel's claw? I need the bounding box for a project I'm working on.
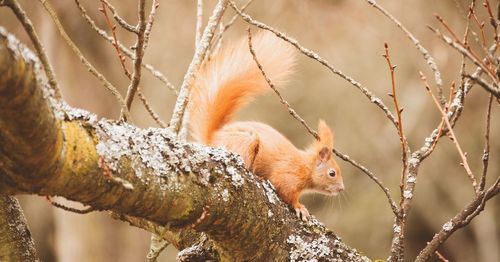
[294,205,310,221]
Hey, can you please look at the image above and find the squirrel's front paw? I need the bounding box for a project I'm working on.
[294,204,310,221]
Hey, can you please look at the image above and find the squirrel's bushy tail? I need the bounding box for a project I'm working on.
[189,31,296,144]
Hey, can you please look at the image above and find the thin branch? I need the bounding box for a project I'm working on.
[211,0,255,54]
[230,1,399,129]
[416,177,500,261]
[138,89,167,128]
[123,0,148,117]
[429,26,498,84]
[333,149,399,217]
[419,72,478,193]
[383,43,409,209]
[142,0,159,51]
[464,74,500,98]
[366,0,446,106]
[435,250,450,262]
[479,94,493,191]
[195,0,203,48]
[101,0,137,33]
[247,27,319,140]
[46,196,95,214]
[74,0,177,94]
[99,0,131,78]
[169,0,229,134]
[2,0,62,99]
[39,0,130,120]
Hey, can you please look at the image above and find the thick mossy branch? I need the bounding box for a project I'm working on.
[0,196,38,261]
[0,28,370,261]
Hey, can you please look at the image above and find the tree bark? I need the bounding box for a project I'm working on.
[0,27,370,261]
[0,196,39,261]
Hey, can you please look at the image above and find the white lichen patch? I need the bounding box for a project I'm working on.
[221,189,230,202]
[287,234,331,262]
[268,209,274,218]
[262,180,279,204]
[407,176,416,183]
[442,221,453,232]
[393,225,401,233]
[408,158,420,167]
[403,190,413,199]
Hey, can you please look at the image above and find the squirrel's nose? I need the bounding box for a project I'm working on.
[338,183,345,192]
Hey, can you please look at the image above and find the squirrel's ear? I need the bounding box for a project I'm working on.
[318,147,331,162]
[318,119,334,148]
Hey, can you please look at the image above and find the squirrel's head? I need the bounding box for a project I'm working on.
[308,120,344,196]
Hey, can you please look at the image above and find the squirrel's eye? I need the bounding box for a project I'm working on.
[328,169,336,177]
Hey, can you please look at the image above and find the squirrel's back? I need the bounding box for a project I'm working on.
[189,31,296,144]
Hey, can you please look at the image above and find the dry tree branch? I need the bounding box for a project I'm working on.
[123,0,148,116]
[419,72,479,193]
[142,0,159,51]
[416,177,500,262]
[38,0,130,120]
[137,89,167,128]
[211,0,255,54]
[1,0,61,99]
[366,0,446,106]
[229,1,399,129]
[195,0,204,48]
[429,26,498,83]
[74,0,177,94]
[435,250,450,262]
[247,27,319,140]
[46,197,95,214]
[464,74,500,98]
[479,94,493,191]
[94,0,166,127]
[99,0,131,78]
[100,0,137,33]
[169,0,229,134]
[332,149,399,217]
[383,43,409,209]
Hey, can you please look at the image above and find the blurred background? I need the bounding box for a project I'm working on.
[1,0,499,261]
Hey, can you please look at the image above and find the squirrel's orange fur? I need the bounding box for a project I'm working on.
[190,32,344,220]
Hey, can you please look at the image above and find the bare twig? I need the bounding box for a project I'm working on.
[99,0,131,78]
[435,250,450,262]
[333,149,399,217]
[39,0,130,120]
[464,74,500,98]
[429,26,498,83]
[195,0,204,48]
[98,0,164,127]
[46,197,95,214]
[416,177,500,261]
[138,90,167,128]
[2,0,62,99]
[123,0,148,118]
[74,0,177,94]
[169,0,229,134]
[247,27,319,140]
[211,0,255,53]
[366,0,446,106]
[383,43,409,208]
[479,94,493,191]
[143,0,159,51]
[230,1,398,129]
[101,0,137,33]
[419,72,478,193]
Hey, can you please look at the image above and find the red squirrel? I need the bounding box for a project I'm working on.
[189,31,344,220]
